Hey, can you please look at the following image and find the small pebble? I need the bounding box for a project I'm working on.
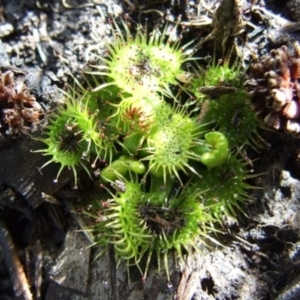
[0,23,14,38]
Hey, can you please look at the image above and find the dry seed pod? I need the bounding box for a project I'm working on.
[274,46,288,62]
[271,88,293,110]
[264,111,280,130]
[294,41,300,57]
[283,100,300,119]
[267,77,279,88]
[251,62,265,75]
[264,70,277,78]
[246,43,300,135]
[286,119,300,134]
[0,71,43,137]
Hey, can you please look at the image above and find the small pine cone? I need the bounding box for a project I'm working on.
[245,42,300,135]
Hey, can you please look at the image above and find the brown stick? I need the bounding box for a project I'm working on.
[0,219,33,300]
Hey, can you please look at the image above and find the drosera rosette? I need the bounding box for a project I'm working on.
[199,93,265,150]
[141,108,207,184]
[137,183,221,282]
[74,77,123,151]
[79,86,125,164]
[35,88,116,186]
[187,55,265,150]
[90,174,220,283]
[114,94,175,154]
[114,94,172,135]
[187,56,243,102]
[87,14,196,97]
[194,152,256,221]
[90,176,152,272]
[140,101,231,184]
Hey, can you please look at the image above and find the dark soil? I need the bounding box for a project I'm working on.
[1,0,300,299]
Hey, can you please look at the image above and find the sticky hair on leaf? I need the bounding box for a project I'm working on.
[143,111,205,184]
[35,13,262,286]
[196,153,256,220]
[92,177,219,282]
[35,90,107,186]
[188,54,265,150]
[87,16,195,96]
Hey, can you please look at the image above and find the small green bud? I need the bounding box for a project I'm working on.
[200,132,229,168]
[101,155,146,182]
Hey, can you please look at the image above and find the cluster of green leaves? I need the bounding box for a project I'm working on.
[37,17,262,281]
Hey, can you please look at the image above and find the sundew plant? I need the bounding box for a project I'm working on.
[36,15,262,283]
